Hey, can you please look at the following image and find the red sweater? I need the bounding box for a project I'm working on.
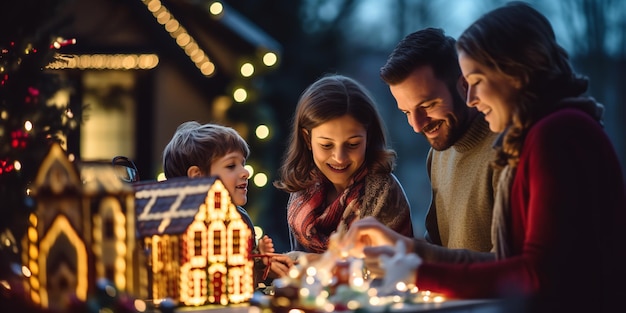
[416,108,626,310]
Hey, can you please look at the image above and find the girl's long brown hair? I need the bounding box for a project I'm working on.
[274,74,396,192]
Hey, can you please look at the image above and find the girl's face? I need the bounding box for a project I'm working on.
[307,114,367,193]
[459,50,520,133]
[209,151,249,206]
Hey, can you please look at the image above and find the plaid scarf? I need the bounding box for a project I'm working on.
[287,168,368,253]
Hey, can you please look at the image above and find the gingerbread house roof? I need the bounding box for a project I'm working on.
[134,176,221,237]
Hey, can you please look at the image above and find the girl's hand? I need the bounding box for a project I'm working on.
[258,235,275,254]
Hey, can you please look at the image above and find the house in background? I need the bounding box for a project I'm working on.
[49,0,281,180]
[23,143,142,311]
[134,176,254,306]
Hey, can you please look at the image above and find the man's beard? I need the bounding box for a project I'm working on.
[424,119,462,151]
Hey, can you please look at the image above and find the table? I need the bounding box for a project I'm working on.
[174,298,510,313]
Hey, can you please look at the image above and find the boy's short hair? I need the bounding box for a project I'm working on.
[163,121,250,178]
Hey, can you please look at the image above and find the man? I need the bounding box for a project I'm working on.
[380,28,499,262]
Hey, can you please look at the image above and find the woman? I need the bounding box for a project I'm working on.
[274,74,413,254]
[343,2,626,312]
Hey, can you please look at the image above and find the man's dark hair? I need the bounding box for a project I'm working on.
[380,27,461,92]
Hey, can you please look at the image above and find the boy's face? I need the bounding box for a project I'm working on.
[209,151,249,206]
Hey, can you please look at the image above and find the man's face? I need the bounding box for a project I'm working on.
[389,66,466,151]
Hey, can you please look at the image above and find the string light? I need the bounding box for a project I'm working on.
[253,172,268,187]
[209,1,224,15]
[240,62,254,77]
[233,88,247,102]
[255,124,269,139]
[50,38,77,49]
[263,52,278,67]
[244,165,254,177]
[142,0,215,76]
[46,54,159,70]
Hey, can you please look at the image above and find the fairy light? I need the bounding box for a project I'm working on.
[233,88,247,102]
[141,0,215,76]
[157,172,167,181]
[244,165,254,177]
[263,52,278,66]
[50,38,77,49]
[253,173,267,187]
[255,125,269,139]
[433,295,445,303]
[134,299,147,311]
[209,1,223,15]
[46,54,159,70]
[240,62,254,77]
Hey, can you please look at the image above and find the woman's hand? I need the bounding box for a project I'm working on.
[341,216,414,257]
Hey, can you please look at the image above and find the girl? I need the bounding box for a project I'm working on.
[274,74,414,254]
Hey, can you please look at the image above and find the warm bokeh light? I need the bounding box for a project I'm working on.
[263,52,278,66]
[141,0,214,76]
[240,62,254,77]
[24,121,33,131]
[209,1,223,15]
[244,165,254,177]
[134,299,147,312]
[254,226,263,241]
[233,88,247,102]
[22,266,31,278]
[47,54,159,70]
[253,173,268,187]
[255,124,269,139]
[157,172,167,182]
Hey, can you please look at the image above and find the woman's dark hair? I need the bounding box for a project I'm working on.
[274,74,396,192]
[457,1,588,168]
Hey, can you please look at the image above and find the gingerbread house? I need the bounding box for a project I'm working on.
[23,143,142,311]
[134,176,253,306]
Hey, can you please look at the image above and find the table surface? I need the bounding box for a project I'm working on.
[174,298,509,313]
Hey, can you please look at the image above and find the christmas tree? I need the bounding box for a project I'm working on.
[0,0,81,270]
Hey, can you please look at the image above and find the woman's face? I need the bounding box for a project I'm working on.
[458,50,520,133]
[307,114,367,193]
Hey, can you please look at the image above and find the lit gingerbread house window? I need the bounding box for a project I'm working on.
[134,176,253,306]
[23,143,141,311]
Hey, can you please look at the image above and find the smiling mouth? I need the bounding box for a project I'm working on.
[423,120,444,134]
[481,108,492,116]
[236,183,247,190]
[328,164,349,171]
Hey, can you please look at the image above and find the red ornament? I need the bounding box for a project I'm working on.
[10,130,28,149]
[0,158,14,174]
[28,87,39,96]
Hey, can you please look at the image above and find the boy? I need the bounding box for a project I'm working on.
[162,121,292,284]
